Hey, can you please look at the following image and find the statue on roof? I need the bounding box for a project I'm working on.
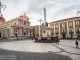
[0,1,6,17]
[0,1,6,25]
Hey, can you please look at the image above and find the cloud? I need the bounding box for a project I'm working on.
[1,0,80,25]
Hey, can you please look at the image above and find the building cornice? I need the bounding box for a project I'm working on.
[50,16,80,24]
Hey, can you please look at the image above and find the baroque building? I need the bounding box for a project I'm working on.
[0,14,31,39]
[49,17,80,38]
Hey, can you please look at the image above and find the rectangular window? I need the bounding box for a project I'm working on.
[68,21,73,28]
[75,20,80,27]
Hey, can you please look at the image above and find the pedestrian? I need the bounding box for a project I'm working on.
[75,41,79,48]
[20,36,22,40]
[0,32,1,39]
[32,36,34,40]
[57,38,60,45]
[15,33,18,41]
[56,36,59,44]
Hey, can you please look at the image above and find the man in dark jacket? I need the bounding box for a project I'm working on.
[15,33,18,41]
[75,41,79,48]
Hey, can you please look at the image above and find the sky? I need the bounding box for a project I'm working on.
[1,0,80,26]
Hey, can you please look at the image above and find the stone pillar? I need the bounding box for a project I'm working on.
[66,21,69,37]
[39,27,40,37]
[54,23,56,36]
[4,29,7,38]
[2,29,4,38]
[58,23,61,36]
[7,29,9,38]
[73,20,76,37]
[7,29,10,38]
[10,28,14,36]
[19,28,22,36]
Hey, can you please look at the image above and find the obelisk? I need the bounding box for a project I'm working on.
[44,7,46,26]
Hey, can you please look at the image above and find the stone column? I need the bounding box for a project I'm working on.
[4,29,7,38]
[7,29,9,38]
[19,28,22,36]
[10,28,14,36]
[1,29,4,38]
[73,20,76,37]
[54,23,56,36]
[38,27,40,37]
[66,21,69,37]
[58,23,61,36]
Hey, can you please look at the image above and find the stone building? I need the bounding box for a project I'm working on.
[49,17,80,39]
[0,14,31,39]
[33,24,52,38]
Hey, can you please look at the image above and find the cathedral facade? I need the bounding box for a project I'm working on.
[0,14,31,39]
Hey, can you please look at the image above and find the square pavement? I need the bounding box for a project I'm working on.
[0,39,80,60]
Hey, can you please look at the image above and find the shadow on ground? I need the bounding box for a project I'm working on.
[51,44,80,55]
[60,44,75,48]
[0,48,72,60]
[60,44,80,49]
[0,39,31,43]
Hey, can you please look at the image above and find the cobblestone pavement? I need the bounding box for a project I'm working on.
[0,39,80,60]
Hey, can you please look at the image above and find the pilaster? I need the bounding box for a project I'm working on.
[66,21,69,37]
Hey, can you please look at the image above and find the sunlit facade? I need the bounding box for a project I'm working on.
[0,14,31,39]
[49,17,80,38]
[34,24,51,38]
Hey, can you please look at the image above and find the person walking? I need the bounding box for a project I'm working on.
[56,36,60,45]
[75,41,79,48]
[0,32,1,39]
[32,36,34,41]
[15,33,18,41]
[57,38,60,45]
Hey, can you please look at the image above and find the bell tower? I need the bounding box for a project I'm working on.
[0,1,6,25]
